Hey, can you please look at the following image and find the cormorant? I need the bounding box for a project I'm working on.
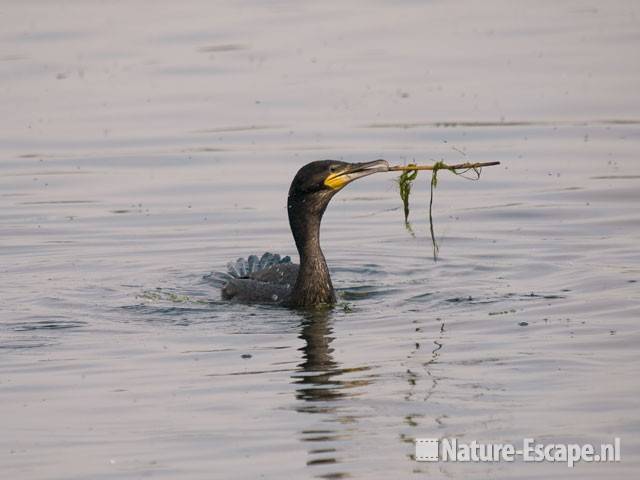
[217,159,389,308]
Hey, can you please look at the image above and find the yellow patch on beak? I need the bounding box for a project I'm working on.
[324,171,350,189]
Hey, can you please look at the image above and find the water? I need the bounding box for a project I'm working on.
[2,1,639,478]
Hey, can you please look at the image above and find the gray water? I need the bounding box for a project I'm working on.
[1,1,639,479]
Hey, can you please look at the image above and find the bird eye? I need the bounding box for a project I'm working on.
[329,165,338,173]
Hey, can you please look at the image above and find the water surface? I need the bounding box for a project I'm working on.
[1,1,639,479]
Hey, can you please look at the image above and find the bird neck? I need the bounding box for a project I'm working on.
[287,193,336,307]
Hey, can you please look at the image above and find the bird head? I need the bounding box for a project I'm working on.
[287,159,389,249]
[289,159,389,205]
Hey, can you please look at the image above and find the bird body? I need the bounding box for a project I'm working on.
[218,159,389,308]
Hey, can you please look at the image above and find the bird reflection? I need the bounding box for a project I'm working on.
[292,308,370,477]
[294,309,344,408]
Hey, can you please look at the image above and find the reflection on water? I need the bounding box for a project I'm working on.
[293,310,449,476]
[294,309,367,477]
[295,310,343,407]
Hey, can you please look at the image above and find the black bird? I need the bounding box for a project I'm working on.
[217,159,389,308]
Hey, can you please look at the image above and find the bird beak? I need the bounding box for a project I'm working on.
[324,159,390,190]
